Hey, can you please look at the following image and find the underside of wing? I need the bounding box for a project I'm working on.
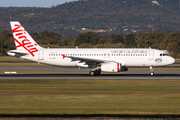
[62,54,120,69]
[67,56,108,68]
[68,56,106,63]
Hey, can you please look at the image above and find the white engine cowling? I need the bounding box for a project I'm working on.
[101,62,128,72]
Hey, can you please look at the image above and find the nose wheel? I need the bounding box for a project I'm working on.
[150,66,154,76]
[150,71,154,76]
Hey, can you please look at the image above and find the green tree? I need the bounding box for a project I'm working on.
[78,43,92,48]
[135,32,151,48]
[167,42,179,57]
[0,30,15,56]
[112,34,123,44]
[40,31,61,45]
[163,31,180,57]
[124,33,136,48]
[31,32,41,44]
[75,32,101,46]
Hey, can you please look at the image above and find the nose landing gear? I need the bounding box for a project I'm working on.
[150,66,154,76]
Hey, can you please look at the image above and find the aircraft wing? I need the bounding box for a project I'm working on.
[62,54,113,64]
[68,56,106,63]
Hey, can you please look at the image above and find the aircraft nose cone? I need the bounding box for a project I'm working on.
[169,57,175,64]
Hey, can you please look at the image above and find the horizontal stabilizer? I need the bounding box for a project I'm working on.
[7,50,29,57]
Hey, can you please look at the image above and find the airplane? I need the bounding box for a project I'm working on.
[7,21,175,76]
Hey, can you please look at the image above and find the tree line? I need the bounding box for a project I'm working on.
[1,0,180,35]
[0,30,180,58]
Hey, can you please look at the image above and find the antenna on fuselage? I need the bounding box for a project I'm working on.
[149,46,151,49]
[76,46,78,49]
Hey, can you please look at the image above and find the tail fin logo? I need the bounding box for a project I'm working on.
[12,24,38,57]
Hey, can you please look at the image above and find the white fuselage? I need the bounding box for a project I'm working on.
[18,48,175,67]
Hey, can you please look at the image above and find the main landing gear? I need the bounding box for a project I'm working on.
[150,66,154,76]
[89,70,101,76]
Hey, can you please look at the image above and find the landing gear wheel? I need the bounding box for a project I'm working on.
[95,70,101,75]
[150,66,154,76]
[89,71,95,76]
[150,72,154,76]
[89,70,101,76]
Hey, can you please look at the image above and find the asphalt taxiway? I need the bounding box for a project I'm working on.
[0,73,180,80]
[0,66,179,79]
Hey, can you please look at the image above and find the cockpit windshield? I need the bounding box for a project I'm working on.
[160,53,168,56]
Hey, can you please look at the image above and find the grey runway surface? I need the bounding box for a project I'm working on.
[0,66,179,79]
[0,66,179,73]
[0,66,88,72]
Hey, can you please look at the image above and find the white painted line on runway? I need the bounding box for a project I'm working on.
[4,71,17,74]
[11,72,17,74]
[4,72,11,74]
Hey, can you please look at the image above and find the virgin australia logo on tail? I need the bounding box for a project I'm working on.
[12,24,38,57]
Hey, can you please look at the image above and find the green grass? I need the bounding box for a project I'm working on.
[0,56,29,62]
[0,79,180,115]
[0,56,49,67]
[0,63,49,67]
[175,59,180,63]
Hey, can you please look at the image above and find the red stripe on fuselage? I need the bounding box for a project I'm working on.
[117,63,120,72]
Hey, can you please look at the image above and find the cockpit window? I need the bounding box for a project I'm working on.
[160,53,168,56]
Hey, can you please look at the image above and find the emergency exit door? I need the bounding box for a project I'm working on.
[149,50,154,60]
[38,50,44,60]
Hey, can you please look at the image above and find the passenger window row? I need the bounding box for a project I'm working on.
[49,54,148,57]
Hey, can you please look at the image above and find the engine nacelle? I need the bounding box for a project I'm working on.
[101,62,128,72]
[101,62,121,72]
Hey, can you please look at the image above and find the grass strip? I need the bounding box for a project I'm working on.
[0,79,180,115]
[0,56,30,62]
[0,63,49,67]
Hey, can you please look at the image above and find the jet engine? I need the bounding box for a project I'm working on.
[101,62,128,72]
